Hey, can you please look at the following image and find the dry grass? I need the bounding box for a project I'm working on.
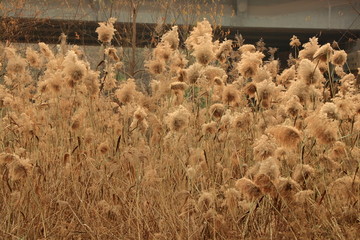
[0,19,359,240]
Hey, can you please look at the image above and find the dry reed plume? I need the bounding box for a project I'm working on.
[0,18,359,240]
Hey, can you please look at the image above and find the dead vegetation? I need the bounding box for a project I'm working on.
[0,18,359,239]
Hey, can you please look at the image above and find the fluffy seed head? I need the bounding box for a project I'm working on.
[165,105,191,132]
[292,164,315,184]
[320,102,338,120]
[285,95,303,118]
[8,158,32,181]
[294,190,314,204]
[105,47,120,61]
[38,42,54,59]
[222,85,240,106]
[197,191,215,211]
[185,19,213,50]
[298,59,323,85]
[253,134,278,161]
[161,26,179,50]
[193,40,215,65]
[170,81,188,91]
[305,114,338,145]
[243,82,257,98]
[6,55,27,75]
[216,40,232,63]
[329,176,360,205]
[154,42,172,61]
[237,51,265,78]
[231,111,252,130]
[257,157,281,181]
[331,50,347,66]
[202,121,217,135]
[63,50,87,83]
[235,178,262,201]
[254,174,277,197]
[186,63,202,84]
[209,103,225,119]
[276,177,301,201]
[239,44,256,54]
[313,43,333,62]
[98,142,110,154]
[26,47,41,68]
[266,125,302,149]
[277,65,295,88]
[299,37,319,60]
[145,59,165,75]
[96,18,117,43]
[115,78,137,104]
[289,35,301,47]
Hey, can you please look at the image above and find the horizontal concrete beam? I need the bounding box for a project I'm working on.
[1,17,357,53]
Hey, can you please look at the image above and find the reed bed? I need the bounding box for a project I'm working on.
[0,19,359,239]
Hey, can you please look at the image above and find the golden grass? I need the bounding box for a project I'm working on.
[0,19,359,239]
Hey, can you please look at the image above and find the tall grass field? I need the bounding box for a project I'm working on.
[0,18,359,239]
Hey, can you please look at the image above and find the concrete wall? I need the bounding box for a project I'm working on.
[2,0,360,30]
